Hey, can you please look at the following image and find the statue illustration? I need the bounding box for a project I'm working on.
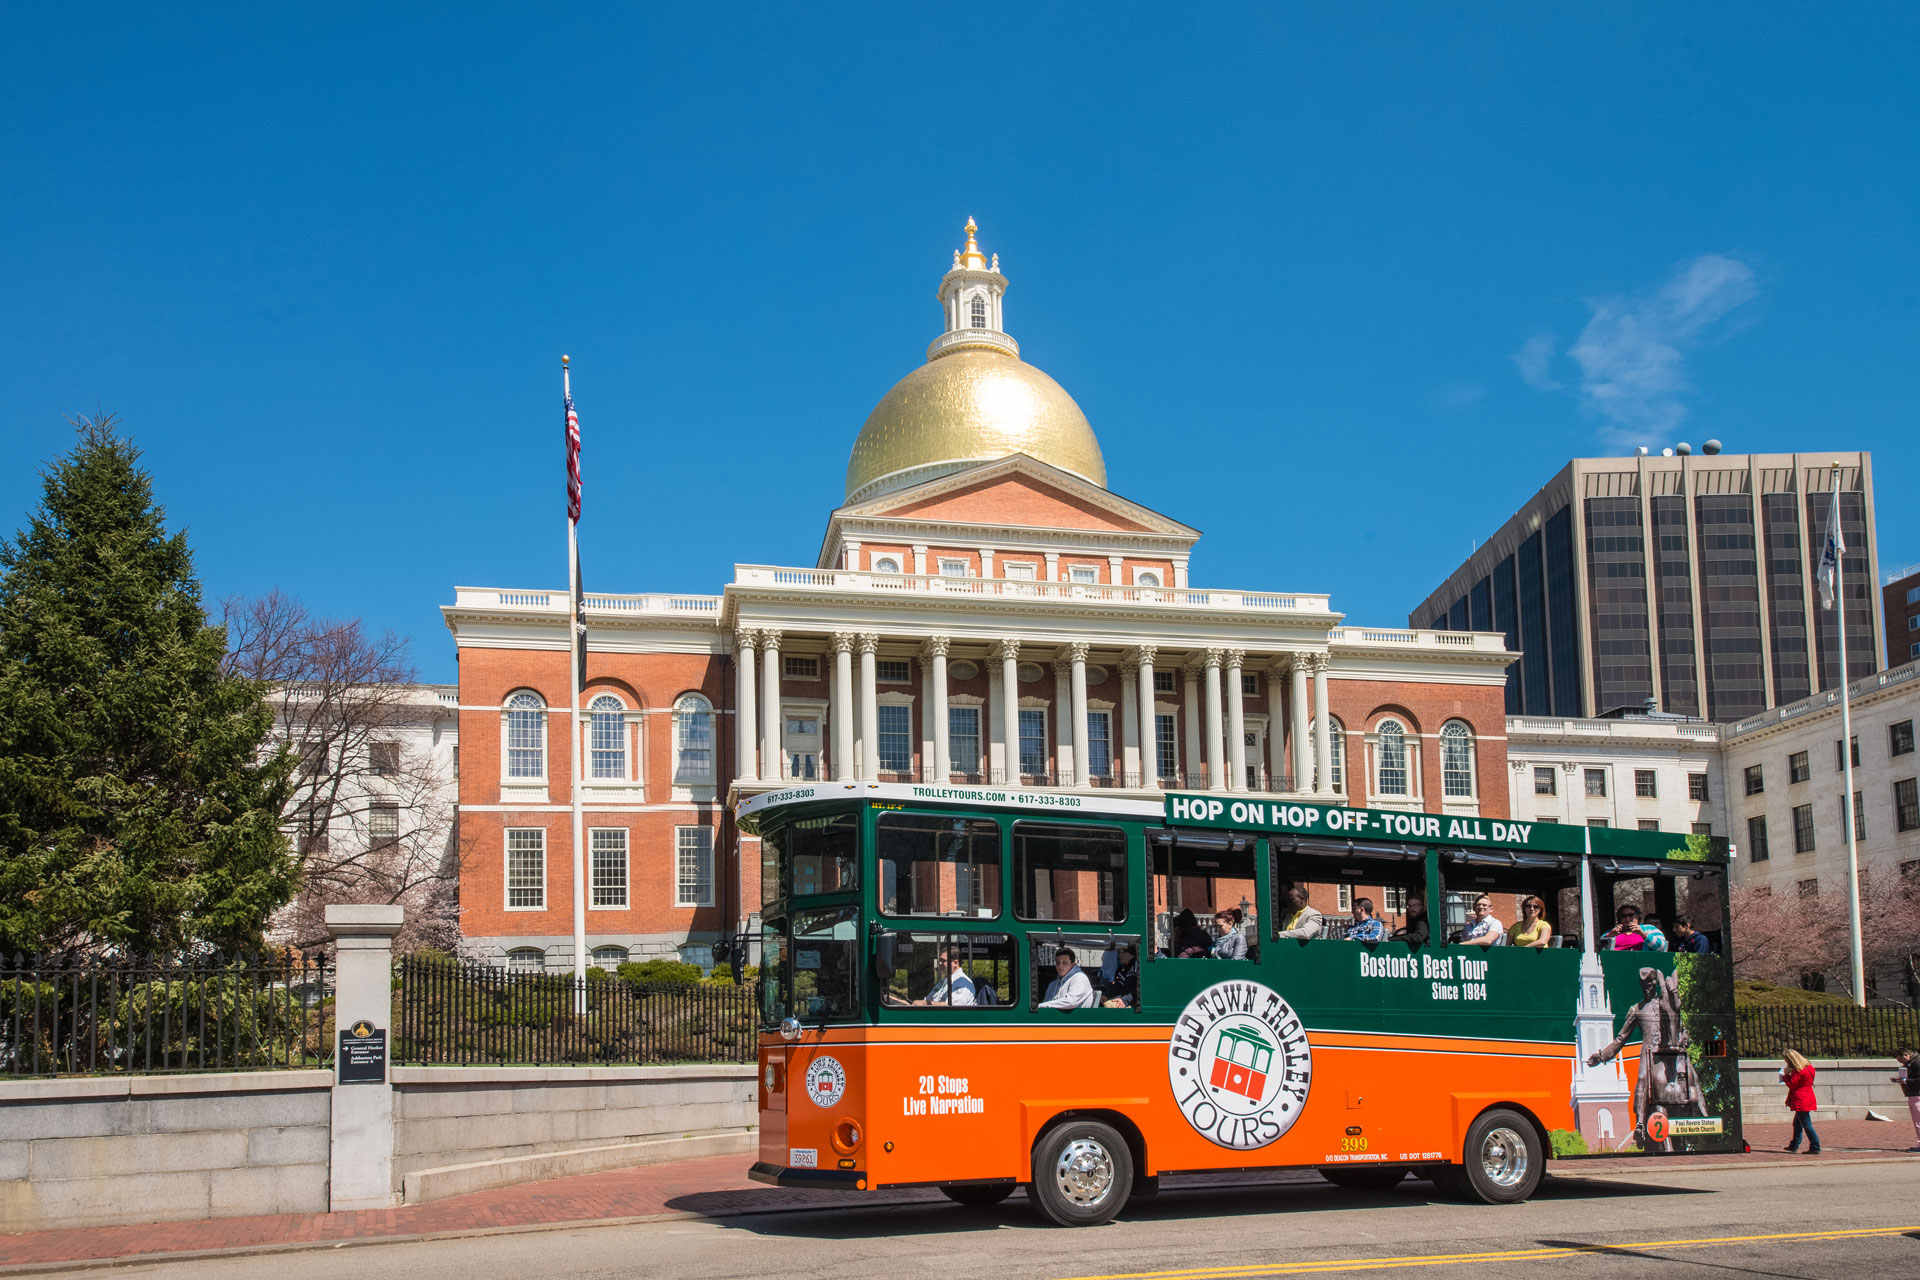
[1585,966,1709,1151]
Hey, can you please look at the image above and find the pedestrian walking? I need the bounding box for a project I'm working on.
[1890,1048,1920,1151]
[1780,1049,1821,1154]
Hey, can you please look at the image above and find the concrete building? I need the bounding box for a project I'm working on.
[1502,711,1726,837]
[441,219,1522,970]
[1411,450,1885,723]
[1885,562,1920,667]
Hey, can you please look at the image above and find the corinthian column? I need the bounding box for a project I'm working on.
[1312,653,1334,796]
[1119,659,1140,787]
[993,638,1022,787]
[926,637,950,783]
[1290,656,1311,792]
[1132,645,1159,791]
[760,630,782,782]
[1266,658,1286,791]
[831,633,855,781]
[735,629,758,783]
[859,633,880,780]
[1203,649,1226,793]
[1183,661,1203,789]
[1225,649,1247,793]
[1069,642,1091,785]
[1052,656,1075,784]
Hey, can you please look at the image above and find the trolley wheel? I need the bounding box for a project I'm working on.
[1029,1120,1134,1227]
[1319,1165,1410,1191]
[940,1182,1016,1207]
[1452,1109,1544,1204]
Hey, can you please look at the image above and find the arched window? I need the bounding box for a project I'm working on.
[1376,719,1409,795]
[1441,720,1475,798]
[1309,717,1345,791]
[674,693,715,783]
[588,694,627,780]
[590,945,629,969]
[1136,571,1161,587]
[970,294,987,328]
[874,556,901,573]
[505,691,546,779]
[505,947,546,974]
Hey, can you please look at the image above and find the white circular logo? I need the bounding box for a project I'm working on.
[803,1054,847,1108]
[1167,979,1312,1150]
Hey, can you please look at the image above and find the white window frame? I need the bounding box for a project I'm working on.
[949,704,982,774]
[1440,720,1475,799]
[939,558,972,578]
[873,555,902,574]
[503,690,547,781]
[505,827,546,911]
[876,702,914,774]
[1134,569,1162,587]
[1375,719,1409,796]
[876,658,912,683]
[673,693,715,784]
[505,947,547,973]
[586,693,629,781]
[1018,706,1049,778]
[784,654,820,679]
[590,945,629,969]
[1068,565,1099,584]
[676,826,715,907]
[1087,709,1114,779]
[589,827,629,909]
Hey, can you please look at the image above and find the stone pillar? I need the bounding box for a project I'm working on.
[1119,660,1140,787]
[918,653,935,781]
[735,630,757,783]
[1070,642,1091,785]
[859,634,880,780]
[994,638,1021,786]
[912,544,928,576]
[988,661,1004,780]
[927,637,950,782]
[760,630,782,782]
[1173,558,1189,589]
[1203,650,1226,793]
[1266,659,1286,791]
[1183,663,1203,789]
[1053,657,1075,784]
[832,633,855,782]
[1312,654,1334,796]
[1225,650,1247,792]
[1133,645,1159,791]
[326,904,403,1211]
[1290,657,1311,793]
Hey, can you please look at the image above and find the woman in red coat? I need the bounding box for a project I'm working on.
[1780,1049,1821,1154]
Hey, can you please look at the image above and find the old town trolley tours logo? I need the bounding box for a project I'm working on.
[804,1054,847,1108]
[1167,980,1311,1150]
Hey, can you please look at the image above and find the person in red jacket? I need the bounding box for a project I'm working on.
[1780,1049,1821,1154]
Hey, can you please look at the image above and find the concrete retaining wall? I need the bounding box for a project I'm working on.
[1738,1057,1914,1124]
[0,1071,333,1233]
[391,1064,756,1194]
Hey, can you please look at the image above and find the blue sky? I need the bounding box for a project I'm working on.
[4,5,1916,682]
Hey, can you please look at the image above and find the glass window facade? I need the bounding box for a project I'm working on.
[1517,532,1553,714]
[877,703,913,774]
[1018,708,1048,777]
[1761,491,1810,704]
[1584,495,1653,714]
[1650,494,1699,716]
[948,706,980,776]
[1695,493,1765,722]
[1544,507,1582,716]
[1491,554,1521,713]
[590,828,629,908]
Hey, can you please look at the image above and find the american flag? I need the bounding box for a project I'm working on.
[1816,480,1844,611]
[565,390,582,523]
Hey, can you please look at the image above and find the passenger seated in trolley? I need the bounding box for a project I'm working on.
[919,947,976,1006]
[1211,908,1249,959]
[1506,895,1552,948]
[1039,947,1097,1010]
[1102,942,1140,1008]
[1345,897,1387,942]
[1391,893,1429,945]
[1457,894,1505,947]
[1274,885,1324,940]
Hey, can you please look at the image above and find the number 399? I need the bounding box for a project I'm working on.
[1340,1136,1369,1152]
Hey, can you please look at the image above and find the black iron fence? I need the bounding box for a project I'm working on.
[393,954,757,1066]
[1735,1004,1920,1059]
[2,952,333,1077]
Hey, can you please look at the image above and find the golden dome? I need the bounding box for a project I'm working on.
[844,348,1107,504]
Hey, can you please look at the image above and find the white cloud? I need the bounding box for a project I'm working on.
[1512,331,1562,391]
[1565,254,1758,447]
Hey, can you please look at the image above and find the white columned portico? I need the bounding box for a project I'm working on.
[735,629,758,782]
[858,634,880,780]
[927,637,950,782]
[1312,653,1334,795]
[1069,642,1091,787]
[993,639,1021,786]
[1120,661,1140,786]
[1183,663,1203,789]
[1225,649,1247,792]
[1266,658,1286,790]
[759,630,782,782]
[1053,657,1075,784]
[1290,656,1311,792]
[1203,649,1226,793]
[1133,645,1159,791]
[831,633,855,782]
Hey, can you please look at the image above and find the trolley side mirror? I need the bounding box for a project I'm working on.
[874,928,898,976]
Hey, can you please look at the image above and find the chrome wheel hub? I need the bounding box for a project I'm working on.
[1480,1126,1528,1188]
[1054,1137,1116,1207]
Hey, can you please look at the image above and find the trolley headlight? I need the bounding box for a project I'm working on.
[779,1017,803,1041]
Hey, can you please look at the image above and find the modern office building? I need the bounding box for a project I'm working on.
[1412,452,1885,723]
[1885,562,1920,666]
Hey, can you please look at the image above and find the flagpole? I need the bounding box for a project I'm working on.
[565,355,588,1011]
[1833,461,1865,1007]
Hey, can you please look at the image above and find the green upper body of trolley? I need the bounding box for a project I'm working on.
[743,783,1734,1052]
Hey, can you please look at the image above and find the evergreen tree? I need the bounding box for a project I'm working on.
[0,416,295,955]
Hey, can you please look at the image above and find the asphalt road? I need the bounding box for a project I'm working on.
[38,1160,1920,1280]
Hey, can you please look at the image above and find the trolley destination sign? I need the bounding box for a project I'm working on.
[1162,792,1723,863]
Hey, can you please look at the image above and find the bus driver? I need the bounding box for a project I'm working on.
[921,948,977,1007]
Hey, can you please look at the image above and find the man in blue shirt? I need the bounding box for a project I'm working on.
[921,948,977,1006]
[1346,897,1387,942]
[1669,915,1713,953]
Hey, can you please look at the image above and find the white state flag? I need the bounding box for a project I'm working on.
[1816,482,1845,611]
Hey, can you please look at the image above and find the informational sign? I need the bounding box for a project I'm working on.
[337,1020,387,1085]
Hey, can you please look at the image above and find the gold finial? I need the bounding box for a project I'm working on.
[959,216,987,269]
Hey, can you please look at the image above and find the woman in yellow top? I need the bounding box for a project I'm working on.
[1507,896,1553,948]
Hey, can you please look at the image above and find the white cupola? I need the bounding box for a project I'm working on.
[927,217,1018,361]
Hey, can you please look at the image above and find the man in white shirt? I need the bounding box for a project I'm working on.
[921,948,977,1007]
[1039,948,1096,1010]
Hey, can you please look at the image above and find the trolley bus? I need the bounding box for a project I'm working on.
[743,782,1738,1226]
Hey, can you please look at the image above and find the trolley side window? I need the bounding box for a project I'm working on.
[1013,822,1129,923]
[877,811,1003,918]
[878,932,1017,1008]
[1150,830,1259,956]
[1027,934,1143,1010]
[1439,849,1579,948]
[790,905,861,1021]
[1268,837,1426,944]
[789,812,859,899]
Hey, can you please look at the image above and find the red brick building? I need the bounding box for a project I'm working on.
[443,220,1515,969]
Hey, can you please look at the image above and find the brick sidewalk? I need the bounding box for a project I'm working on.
[4,1123,1917,1273]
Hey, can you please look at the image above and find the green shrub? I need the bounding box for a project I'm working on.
[1549,1129,1589,1158]
[1734,979,1853,1007]
[617,959,703,988]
